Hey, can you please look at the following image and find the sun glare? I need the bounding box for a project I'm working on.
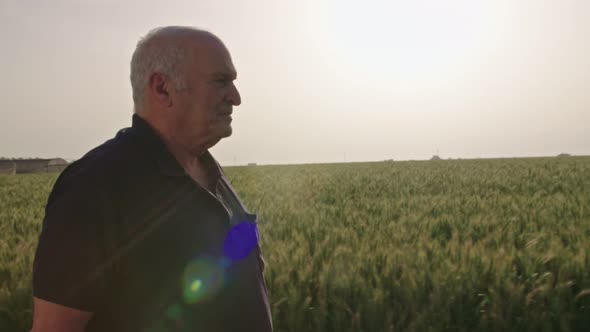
[309,0,503,87]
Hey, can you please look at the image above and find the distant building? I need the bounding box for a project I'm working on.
[247,163,257,166]
[557,153,572,157]
[0,162,16,175]
[430,155,441,161]
[0,158,68,174]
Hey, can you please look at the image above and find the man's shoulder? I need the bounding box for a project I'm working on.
[51,128,151,201]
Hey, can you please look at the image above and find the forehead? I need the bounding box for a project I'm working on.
[185,35,237,77]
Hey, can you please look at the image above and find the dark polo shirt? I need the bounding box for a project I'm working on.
[33,115,273,331]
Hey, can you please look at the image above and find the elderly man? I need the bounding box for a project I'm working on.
[31,26,272,332]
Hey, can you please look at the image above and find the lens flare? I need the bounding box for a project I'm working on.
[190,279,202,292]
[181,222,260,305]
[165,303,184,322]
[218,255,232,269]
[182,257,225,304]
[223,221,259,261]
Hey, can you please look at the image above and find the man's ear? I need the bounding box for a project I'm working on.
[148,72,173,107]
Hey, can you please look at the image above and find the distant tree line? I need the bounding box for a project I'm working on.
[0,157,44,160]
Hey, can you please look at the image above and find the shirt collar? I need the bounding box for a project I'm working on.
[130,114,224,180]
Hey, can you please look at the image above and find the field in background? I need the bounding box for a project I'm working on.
[1,157,589,331]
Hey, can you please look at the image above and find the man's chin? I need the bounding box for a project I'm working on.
[224,125,233,137]
[208,124,232,145]
[218,126,233,139]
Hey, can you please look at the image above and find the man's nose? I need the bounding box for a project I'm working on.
[228,83,241,106]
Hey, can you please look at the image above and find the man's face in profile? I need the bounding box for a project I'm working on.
[173,36,241,150]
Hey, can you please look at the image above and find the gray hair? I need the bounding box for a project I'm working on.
[130,26,209,113]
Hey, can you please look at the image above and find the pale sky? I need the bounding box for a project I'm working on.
[1,0,588,165]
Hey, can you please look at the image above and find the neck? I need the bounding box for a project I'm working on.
[138,112,208,173]
[164,138,204,173]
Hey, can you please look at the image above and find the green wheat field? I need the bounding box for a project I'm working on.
[1,157,590,331]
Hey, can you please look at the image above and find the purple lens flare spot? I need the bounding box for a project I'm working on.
[223,221,259,261]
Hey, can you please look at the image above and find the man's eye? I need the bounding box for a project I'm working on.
[216,79,228,86]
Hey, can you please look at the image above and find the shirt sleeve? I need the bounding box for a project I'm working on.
[33,176,110,312]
